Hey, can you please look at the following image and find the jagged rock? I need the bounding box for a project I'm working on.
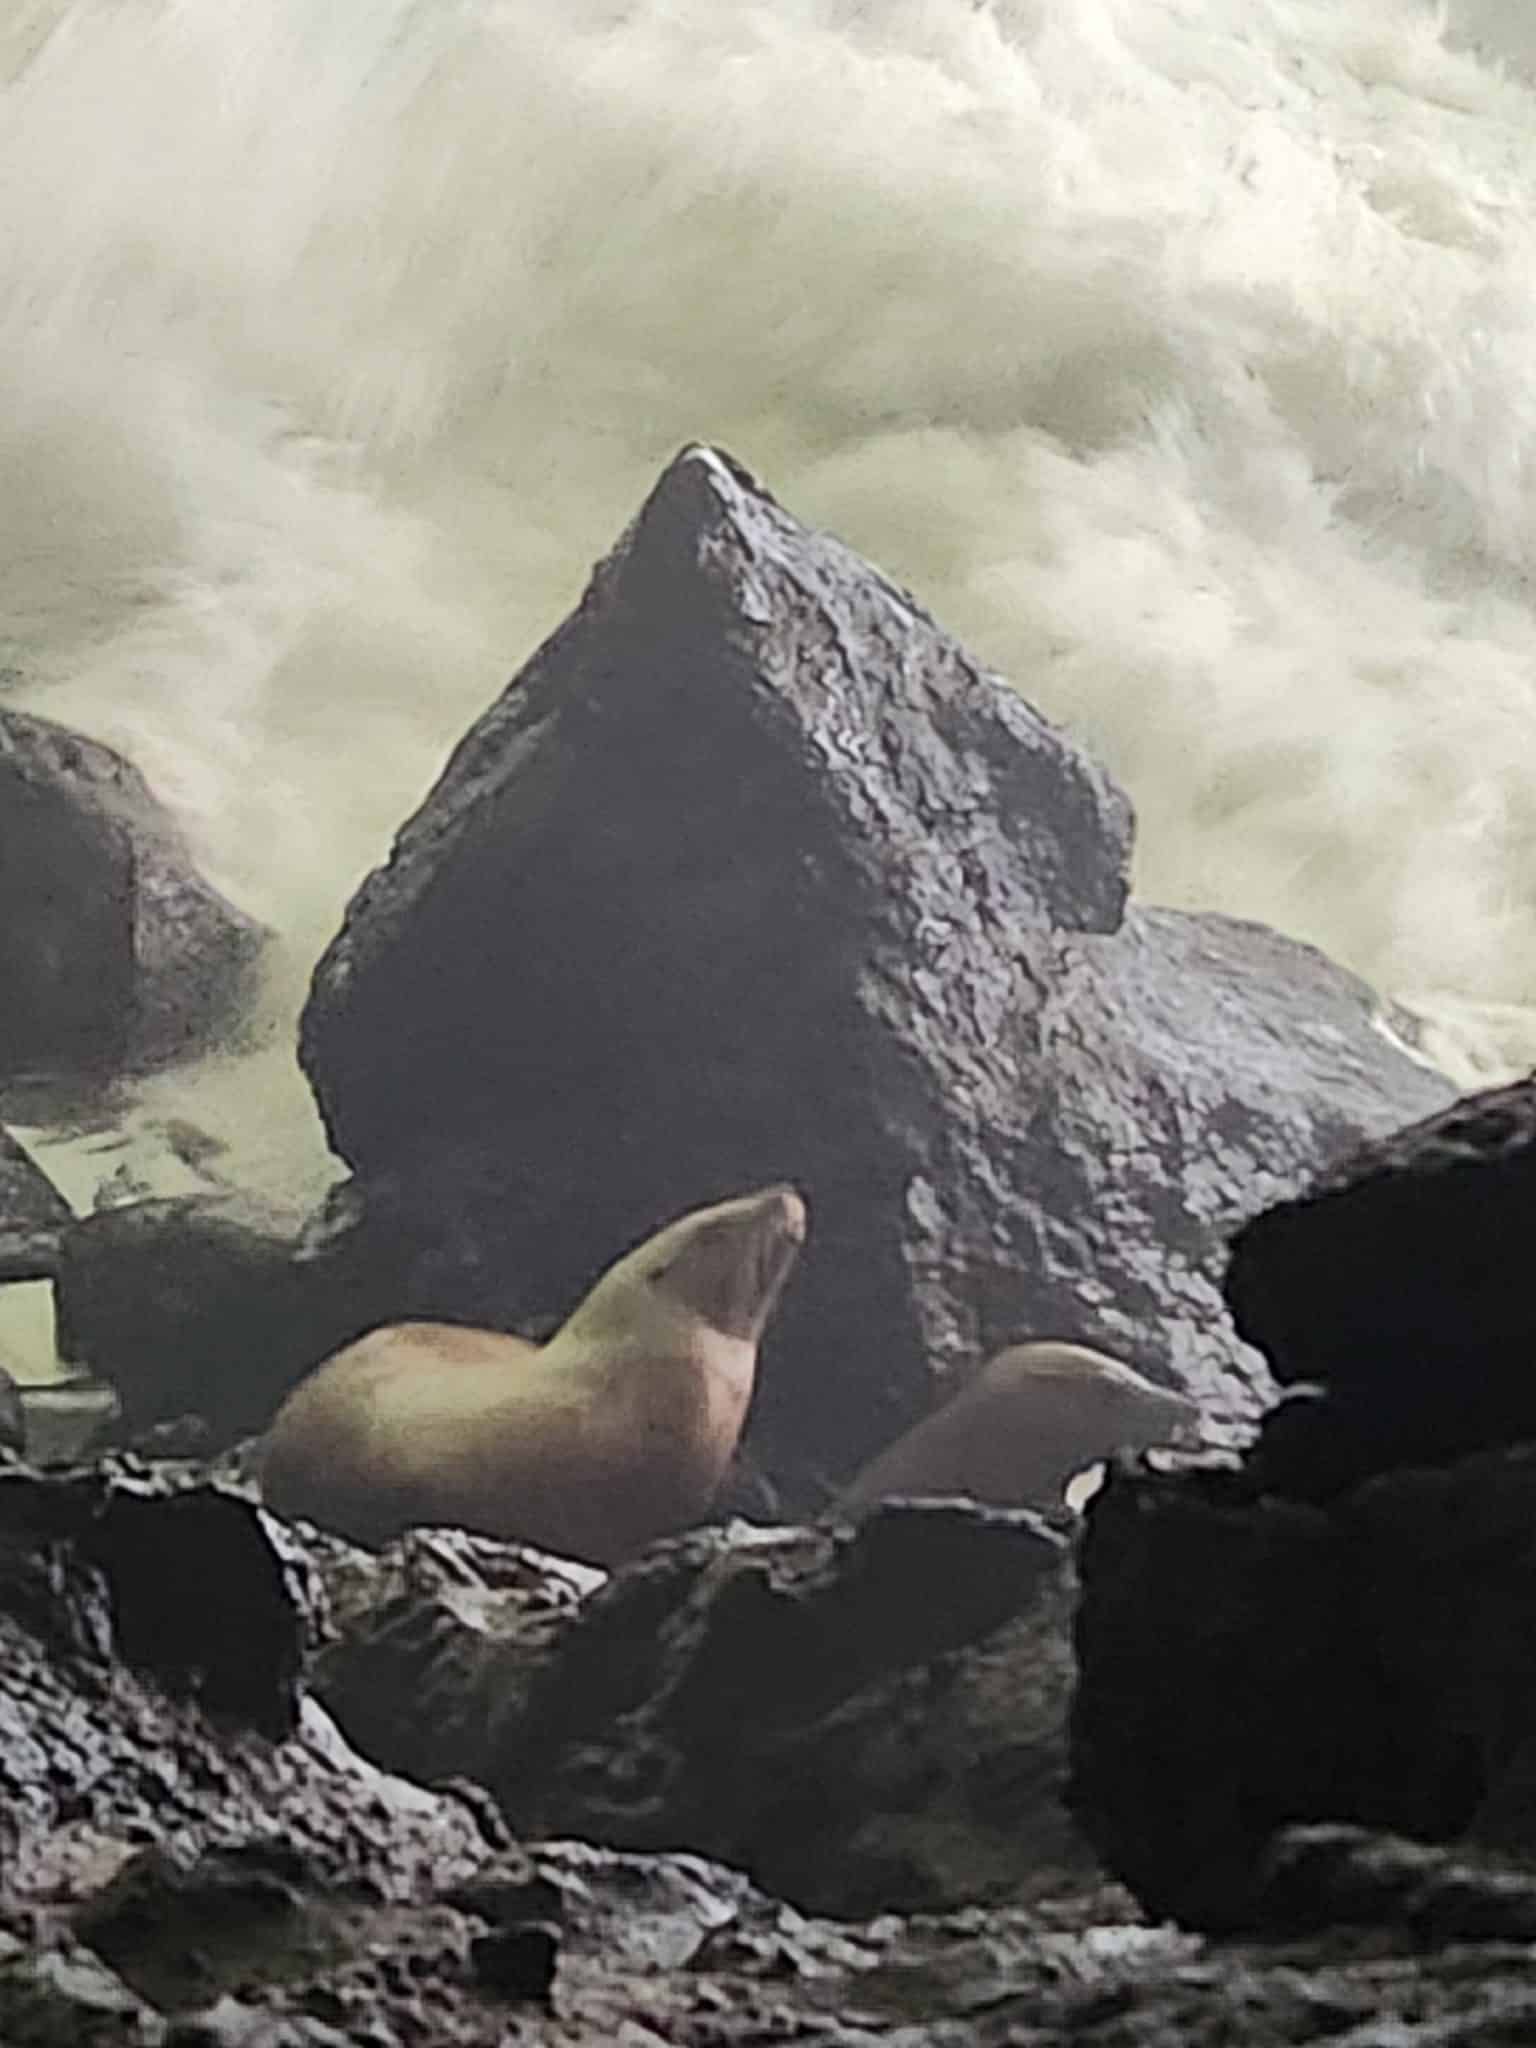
[0,1363,24,1452]
[0,709,267,1086]
[0,1464,497,1953]
[306,1499,1094,1917]
[297,445,1451,1507]
[0,1124,70,1280]
[1254,1824,1536,1942]
[1071,1439,1536,1933]
[307,1524,602,1790]
[16,1378,121,1465]
[9,1454,1536,2042]
[50,1195,388,1445]
[0,1450,1198,2046]
[1070,1460,1354,1930]
[1230,1076,1536,1500]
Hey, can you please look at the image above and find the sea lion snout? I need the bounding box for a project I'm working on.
[758,1182,808,1240]
[750,1183,809,1266]
[662,1182,808,1340]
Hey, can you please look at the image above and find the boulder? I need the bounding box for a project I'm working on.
[309,1500,1098,1919]
[299,446,1452,1505]
[1229,1076,1536,1499]
[9,1453,1536,2039]
[51,1194,380,1444]
[303,1525,603,1793]
[1254,1823,1536,1942]
[0,708,267,1085]
[1071,1437,1536,1931]
[0,1122,70,1279]
[1070,1459,1365,1929]
[0,1457,924,2045]
[15,1376,119,1464]
[0,1364,22,1452]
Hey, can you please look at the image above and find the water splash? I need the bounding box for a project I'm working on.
[5,0,1536,1246]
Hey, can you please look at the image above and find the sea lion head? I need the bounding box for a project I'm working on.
[571,1184,808,1349]
[984,1340,1203,1457]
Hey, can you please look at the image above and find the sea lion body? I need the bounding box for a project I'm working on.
[838,1339,1200,1516]
[258,1184,806,1565]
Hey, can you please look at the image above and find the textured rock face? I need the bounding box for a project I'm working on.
[1071,1462,1364,1929]
[0,1124,69,1279]
[0,709,267,1085]
[1069,1071,1536,1931]
[311,1503,1090,1920]
[0,1460,1016,2047]
[0,1366,22,1451]
[51,1194,389,1445]
[10,1454,1536,2041]
[300,446,1451,1502]
[1071,1439,1536,1932]
[1229,1076,1536,1499]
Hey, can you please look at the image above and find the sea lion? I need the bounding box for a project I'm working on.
[836,1339,1201,1516]
[257,1183,807,1565]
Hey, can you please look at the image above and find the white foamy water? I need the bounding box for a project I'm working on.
[5,0,1536,1307]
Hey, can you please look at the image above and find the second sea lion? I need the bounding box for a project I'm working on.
[837,1339,1201,1516]
[257,1183,807,1566]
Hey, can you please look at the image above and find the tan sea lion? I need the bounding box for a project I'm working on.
[837,1339,1201,1516]
[258,1183,807,1565]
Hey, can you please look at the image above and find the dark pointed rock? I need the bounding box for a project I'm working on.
[1072,1438,1536,1931]
[299,446,1453,1503]
[1228,1075,1536,1499]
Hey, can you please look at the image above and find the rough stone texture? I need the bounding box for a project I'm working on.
[298,445,1452,1505]
[8,1454,1536,2042]
[0,1123,70,1281]
[1254,1823,1536,1942]
[1071,1439,1536,1934]
[308,1523,602,1790]
[15,1379,121,1466]
[307,1499,1096,1919]
[1070,1460,1363,1930]
[51,1196,394,1446]
[0,1454,1236,2048]
[0,709,267,1086]
[1229,1076,1536,1500]
[0,1364,24,1451]
[0,1462,505,1999]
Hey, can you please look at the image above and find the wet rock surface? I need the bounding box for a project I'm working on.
[1072,1400,1536,1933]
[8,1452,1513,2048]
[1253,1823,1536,1942]
[4,449,1531,2043]
[311,1502,1091,1919]
[0,1363,25,1451]
[5,1454,1536,2045]
[1230,1075,1536,1500]
[51,1196,390,1448]
[304,1523,602,1793]
[1071,1460,1363,1929]
[0,710,267,1087]
[0,1125,71,1281]
[299,445,1450,1507]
